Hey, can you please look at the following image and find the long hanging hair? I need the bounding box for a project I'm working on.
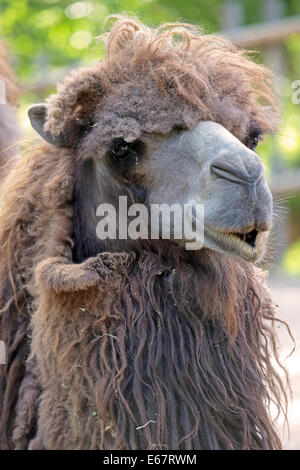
[25,242,291,450]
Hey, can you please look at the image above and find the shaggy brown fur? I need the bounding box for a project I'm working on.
[0,40,20,176]
[0,17,290,449]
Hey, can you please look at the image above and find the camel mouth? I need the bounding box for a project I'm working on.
[204,226,267,262]
[227,228,258,247]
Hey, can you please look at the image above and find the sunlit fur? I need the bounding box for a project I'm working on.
[0,17,291,449]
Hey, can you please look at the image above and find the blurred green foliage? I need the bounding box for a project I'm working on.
[283,237,300,276]
[1,0,300,274]
[0,0,222,84]
[1,0,299,87]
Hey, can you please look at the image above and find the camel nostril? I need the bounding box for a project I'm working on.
[211,164,254,185]
[210,157,262,185]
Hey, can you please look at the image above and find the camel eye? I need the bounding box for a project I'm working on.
[107,138,145,171]
[249,136,259,150]
[246,123,262,151]
[109,139,131,159]
[246,133,262,151]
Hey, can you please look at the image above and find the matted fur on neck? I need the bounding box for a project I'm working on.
[29,245,287,450]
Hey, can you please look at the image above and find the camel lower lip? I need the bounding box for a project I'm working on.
[204,226,265,261]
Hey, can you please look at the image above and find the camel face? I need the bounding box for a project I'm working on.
[29,103,272,263]
[142,121,272,262]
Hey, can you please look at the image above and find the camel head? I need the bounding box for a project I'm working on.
[28,18,278,264]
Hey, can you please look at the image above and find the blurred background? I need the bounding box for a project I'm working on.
[0,0,299,449]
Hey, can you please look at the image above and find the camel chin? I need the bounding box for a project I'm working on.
[203,226,269,263]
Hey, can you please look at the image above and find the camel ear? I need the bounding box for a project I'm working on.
[28,104,66,147]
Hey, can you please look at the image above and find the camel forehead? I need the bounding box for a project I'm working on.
[43,19,279,145]
[89,78,252,145]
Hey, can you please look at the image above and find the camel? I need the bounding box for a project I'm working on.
[0,17,289,450]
